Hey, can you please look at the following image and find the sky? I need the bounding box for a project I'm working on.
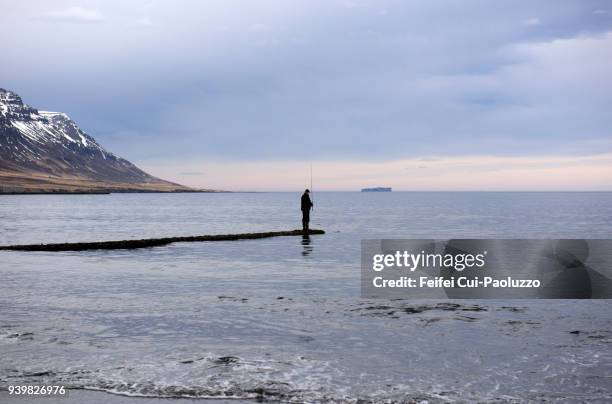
[1,0,611,191]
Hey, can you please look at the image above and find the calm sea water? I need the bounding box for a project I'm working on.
[1,192,611,403]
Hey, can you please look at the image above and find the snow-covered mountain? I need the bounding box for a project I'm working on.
[0,88,190,193]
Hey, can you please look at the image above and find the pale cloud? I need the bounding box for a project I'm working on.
[250,23,268,31]
[409,32,612,153]
[46,7,104,23]
[135,16,153,26]
[523,17,541,26]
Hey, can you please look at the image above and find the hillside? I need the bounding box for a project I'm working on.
[0,88,192,193]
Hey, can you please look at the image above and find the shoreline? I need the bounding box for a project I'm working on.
[0,389,246,404]
[0,190,229,195]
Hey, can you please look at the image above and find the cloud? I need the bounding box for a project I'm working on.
[593,9,611,15]
[135,16,153,26]
[523,17,541,26]
[250,23,268,31]
[2,0,611,188]
[46,7,104,23]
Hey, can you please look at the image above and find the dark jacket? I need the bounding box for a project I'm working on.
[301,193,313,211]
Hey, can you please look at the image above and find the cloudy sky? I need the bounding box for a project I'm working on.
[2,0,611,190]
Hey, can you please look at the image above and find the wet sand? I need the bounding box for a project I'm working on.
[0,389,245,404]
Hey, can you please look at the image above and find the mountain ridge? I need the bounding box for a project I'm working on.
[0,88,197,193]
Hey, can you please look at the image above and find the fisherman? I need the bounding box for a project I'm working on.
[301,189,313,232]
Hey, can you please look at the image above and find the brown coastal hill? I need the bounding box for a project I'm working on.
[0,88,197,194]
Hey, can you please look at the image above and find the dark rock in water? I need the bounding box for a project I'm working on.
[0,229,325,252]
[7,332,34,340]
[23,371,55,377]
[213,356,239,365]
[351,302,487,318]
[179,356,205,364]
[498,306,527,312]
[218,296,248,302]
[402,307,423,314]
[455,315,478,322]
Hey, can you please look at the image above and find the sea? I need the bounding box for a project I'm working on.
[1,192,611,403]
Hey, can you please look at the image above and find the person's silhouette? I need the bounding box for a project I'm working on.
[301,189,313,232]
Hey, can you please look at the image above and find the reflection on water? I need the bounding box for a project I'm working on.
[1,192,612,402]
[301,234,313,257]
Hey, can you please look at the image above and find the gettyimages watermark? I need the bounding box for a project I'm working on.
[361,239,612,299]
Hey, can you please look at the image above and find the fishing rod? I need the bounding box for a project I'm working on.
[310,163,314,210]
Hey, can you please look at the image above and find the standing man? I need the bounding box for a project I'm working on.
[301,189,313,232]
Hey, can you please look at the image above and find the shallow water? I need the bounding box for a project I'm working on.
[1,192,611,402]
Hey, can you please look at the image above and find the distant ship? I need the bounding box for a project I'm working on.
[361,187,392,192]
